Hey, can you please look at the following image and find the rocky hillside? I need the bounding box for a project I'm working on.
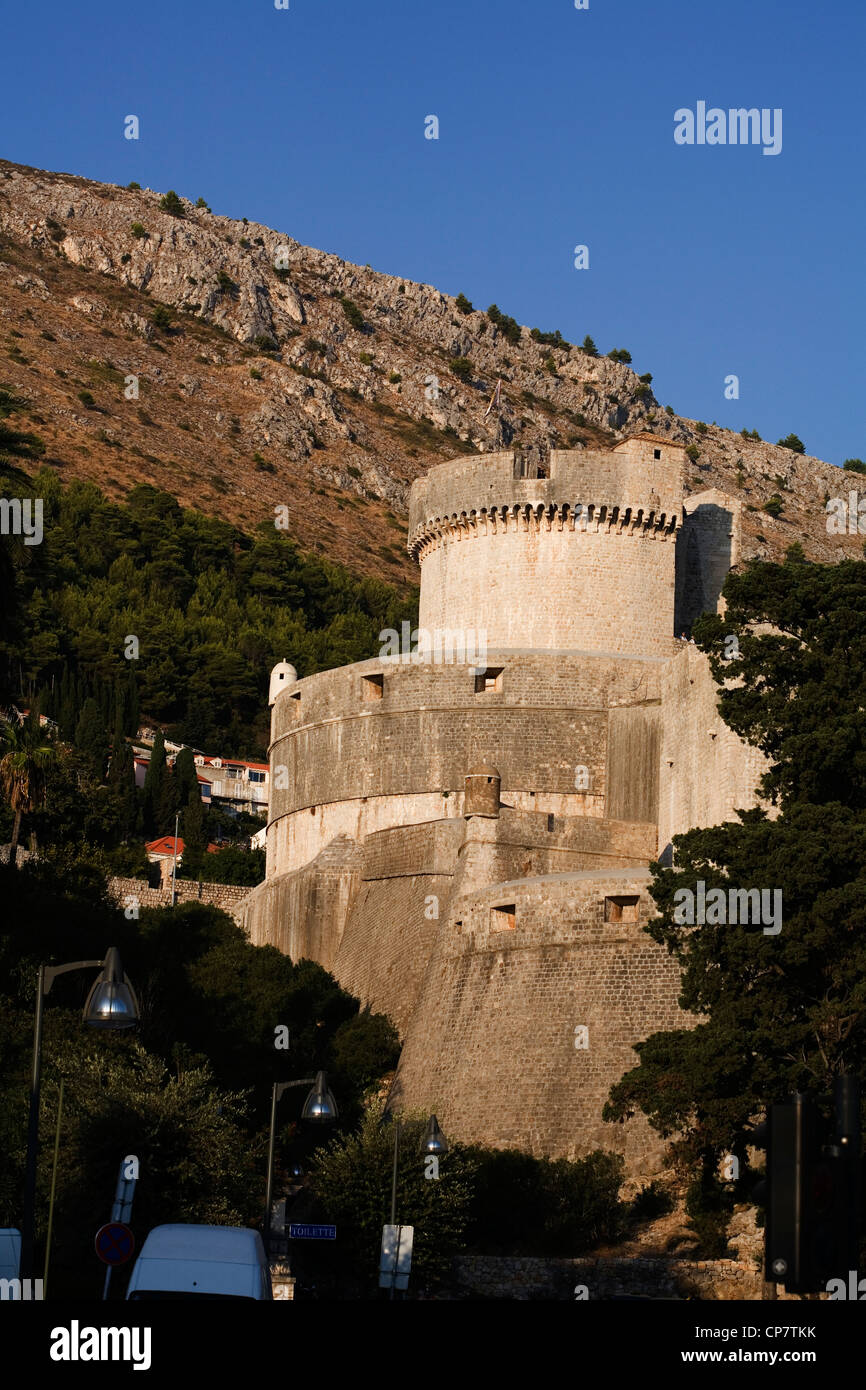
[0,157,860,584]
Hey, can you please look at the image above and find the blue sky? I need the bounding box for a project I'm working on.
[3,0,863,465]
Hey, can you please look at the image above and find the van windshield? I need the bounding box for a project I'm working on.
[129,1291,259,1301]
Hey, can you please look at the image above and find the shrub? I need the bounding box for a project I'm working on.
[253,452,274,472]
[249,367,263,380]
[685,443,700,462]
[398,283,405,294]
[216,269,238,295]
[486,304,521,344]
[665,404,675,415]
[763,494,784,517]
[543,355,558,375]
[195,197,211,211]
[252,333,278,351]
[695,420,708,434]
[628,1181,674,1224]
[634,383,650,400]
[777,433,805,453]
[358,351,374,366]
[449,356,473,382]
[581,335,598,357]
[388,371,402,384]
[305,338,327,355]
[455,293,473,315]
[45,217,65,242]
[120,253,131,264]
[77,390,96,409]
[531,327,570,348]
[130,222,148,240]
[639,372,653,384]
[346,465,361,478]
[127,181,141,191]
[843,458,866,474]
[607,348,632,364]
[151,304,173,331]
[340,296,366,331]
[741,427,761,441]
[159,189,185,218]
[463,1147,625,1256]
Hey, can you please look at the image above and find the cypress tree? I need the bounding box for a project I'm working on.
[143,729,167,837]
[74,697,109,779]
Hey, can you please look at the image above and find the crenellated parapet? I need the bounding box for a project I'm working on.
[410,499,679,561]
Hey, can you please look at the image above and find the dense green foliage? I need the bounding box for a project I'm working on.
[605,556,866,1243]
[306,1107,628,1294]
[0,858,401,1297]
[1,471,416,756]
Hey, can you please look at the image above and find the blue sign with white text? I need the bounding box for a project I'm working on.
[289,1223,336,1240]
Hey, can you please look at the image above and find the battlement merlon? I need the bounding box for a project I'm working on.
[407,439,685,556]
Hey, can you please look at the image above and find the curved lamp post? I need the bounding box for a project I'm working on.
[385,1113,448,1298]
[20,948,139,1279]
[264,1071,337,1257]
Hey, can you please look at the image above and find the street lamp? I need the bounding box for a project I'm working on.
[263,1071,337,1257]
[385,1112,447,1298]
[20,948,140,1279]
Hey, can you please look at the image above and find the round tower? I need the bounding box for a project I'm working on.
[407,437,685,659]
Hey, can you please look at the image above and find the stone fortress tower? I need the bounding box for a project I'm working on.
[242,436,766,1173]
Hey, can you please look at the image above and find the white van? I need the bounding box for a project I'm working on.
[126,1224,272,1301]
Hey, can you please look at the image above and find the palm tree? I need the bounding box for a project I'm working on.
[0,715,55,866]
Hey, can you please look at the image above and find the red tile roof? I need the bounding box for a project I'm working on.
[145,836,220,856]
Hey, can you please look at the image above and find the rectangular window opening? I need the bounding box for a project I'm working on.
[547,813,555,832]
[474,667,504,693]
[362,673,384,701]
[604,895,640,924]
[491,903,516,931]
[653,448,662,460]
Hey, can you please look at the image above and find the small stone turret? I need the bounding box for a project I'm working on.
[464,763,501,818]
[269,660,298,706]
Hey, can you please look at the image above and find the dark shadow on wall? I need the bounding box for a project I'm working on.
[674,501,735,636]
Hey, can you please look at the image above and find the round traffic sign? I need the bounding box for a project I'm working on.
[95,1221,135,1266]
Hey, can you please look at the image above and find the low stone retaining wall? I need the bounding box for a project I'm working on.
[108,876,251,923]
[452,1255,823,1301]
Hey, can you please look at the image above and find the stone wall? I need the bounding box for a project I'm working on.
[390,871,690,1172]
[452,1255,814,1301]
[658,644,768,859]
[107,877,252,923]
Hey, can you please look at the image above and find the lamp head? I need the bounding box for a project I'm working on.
[83,947,140,1030]
[421,1115,448,1156]
[301,1070,338,1123]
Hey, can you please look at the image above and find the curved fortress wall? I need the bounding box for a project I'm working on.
[265,651,664,879]
[409,440,685,659]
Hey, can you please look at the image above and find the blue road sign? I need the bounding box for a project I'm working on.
[288,1223,336,1240]
[95,1221,135,1266]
